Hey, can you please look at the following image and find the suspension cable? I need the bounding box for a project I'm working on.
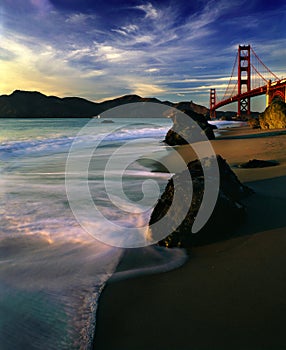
[221,51,238,101]
[250,46,279,80]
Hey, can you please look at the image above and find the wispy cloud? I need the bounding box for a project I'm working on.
[65,13,96,24]
[131,82,166,96]
[30,0,52,15]
[144,68,160,73]
[1,0,285,110]
[0,47,16,61]
[112,24,139,36]
[136,2,160,19]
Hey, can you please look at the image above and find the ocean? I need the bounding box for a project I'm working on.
[0,116,245,349]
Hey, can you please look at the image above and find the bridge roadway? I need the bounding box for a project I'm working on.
[213,78,286,111]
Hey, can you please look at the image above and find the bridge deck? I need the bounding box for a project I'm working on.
[212,79,286,112]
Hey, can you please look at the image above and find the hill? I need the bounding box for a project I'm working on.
[0,90,209,118]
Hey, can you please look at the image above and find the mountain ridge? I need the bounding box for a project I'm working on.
[0,90,209,118]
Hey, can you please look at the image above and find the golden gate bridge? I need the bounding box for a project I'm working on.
[209,45,286,118]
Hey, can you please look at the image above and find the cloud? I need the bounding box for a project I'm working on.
[0,0,238,105]
[131,83,166,96]
[94,44,141,63]
[171,76,233,84]
[29,0,53,15]
[144,68,160,73]
[65,13,96,24]
[122,24,138,33]
[1,0,284,111]
[183,0,235,35]
[0,47,16,61]
[112,24,138,36]
[0,31,105,98]
[136,2,159,19]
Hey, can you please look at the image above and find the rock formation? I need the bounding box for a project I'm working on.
[164,109,216,145]
[238,159,279,168]
[259,98,286,129]
[149,156,253,248]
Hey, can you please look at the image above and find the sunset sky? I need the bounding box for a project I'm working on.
[1,0,285,111]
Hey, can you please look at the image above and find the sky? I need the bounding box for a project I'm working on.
[1,0,286,111]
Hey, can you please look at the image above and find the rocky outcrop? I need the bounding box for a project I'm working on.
[247,117,260,129]
[259,99,286,129]
[164,109,216,145]
[173,101,209,117]
[149,156,253,247]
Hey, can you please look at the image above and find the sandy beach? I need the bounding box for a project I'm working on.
[94,125,286,350]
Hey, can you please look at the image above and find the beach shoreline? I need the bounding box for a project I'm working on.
[94,126,286,350]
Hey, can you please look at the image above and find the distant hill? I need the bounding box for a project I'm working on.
[0,90,209,118]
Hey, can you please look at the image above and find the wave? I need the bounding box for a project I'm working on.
[0,117,182,349]
[0,125,170,161]
[0,136,74,160]
[0,235,122,350]
[109,245,188,282]
[209,120,248,129]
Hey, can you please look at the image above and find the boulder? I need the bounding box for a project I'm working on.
[247,117,260,129]
[149,155,253,248]
[164,109,215,145]
[238,159,279,168]
[259,99,286,129]
[101,119,114,123]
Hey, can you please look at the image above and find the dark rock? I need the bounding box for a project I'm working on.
[213,156,254,199]
[101,120,114,123]
[173,101,209,117]
[238,159,279,168]
[219,115,233,121]
[149,155,253,248]
[209,123,218,129]
[215,111,237,119]
[164,109,215,145]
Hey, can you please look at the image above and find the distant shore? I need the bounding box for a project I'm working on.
[94,125,286,350]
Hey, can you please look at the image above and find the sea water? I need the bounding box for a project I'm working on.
[0,117,189,350]
[0,117,244,349]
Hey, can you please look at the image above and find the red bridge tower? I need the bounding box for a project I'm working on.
[209,44,285,119]
[209,88,216,119]
[238,45,251,116]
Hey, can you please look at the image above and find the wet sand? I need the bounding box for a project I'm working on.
[94,126,286,350]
